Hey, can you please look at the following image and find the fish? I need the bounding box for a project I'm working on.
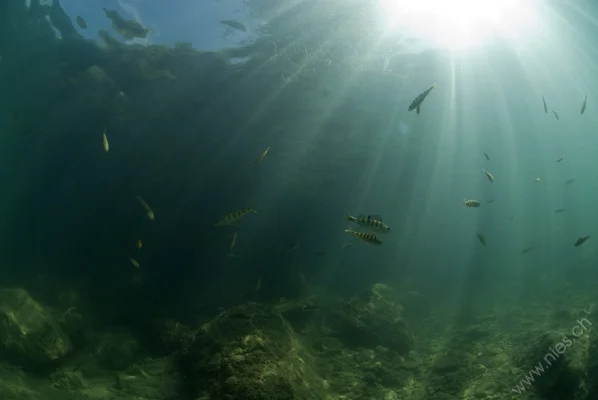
[76,16,87,29]
[482,169,494,183]
[214,208,257,227]
[137,197,155,221]
[136,240,143,249]
[542,96,547,114]
[344,213,391,233]
[254,146,271,165]
[476,232,487,246]
[521,246,534,254]
[484,152,490,161]
[486,199,496,204]
[129,257,140,268]
[102,129,109,152]
[220,19,247,32]
[408,84,436,115]
[554,208,566,214]
[574,236,590,247]
[556,155,566,163]
[288,242,300,251]
[534,178,541,183]
[552,110,559,120]
[229,232,238,251]
[345,229,382,245]
[565,179,575,185]
[463,199,481,208]
[581,94,588,115]
[255,277,262,291]
[344,302,359,315]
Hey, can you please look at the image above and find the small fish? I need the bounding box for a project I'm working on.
[136,240,143,249]
[581,94,588,115]
[542,96,547,114]
[345,229,382,245]
[288,242,300,251]
[408,83,436,115]
[554,208,566,214]
[76,16,88,29]
[102,129,109,153]
[229,231,238,251]
[255,277,262,291]
[215,208,257,227]
[341,243,353,249]
[344,213,391,233]
[476,232,487,246]
[129,257,140,268]
[556,155,566,163]
[137,197,155,221]
[484,152,490,161]
[565,179,575,185]
[344,302,359,315]
[463,199,481,208]
[574,236,590,247]
[521,246,534,254]
[534,178,541,183]
[254,146,271,165]
[552,110,559,120]
[482,168,494,183]
[486,199,496,204]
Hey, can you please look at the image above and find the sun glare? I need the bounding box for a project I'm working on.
[378,0,541,50]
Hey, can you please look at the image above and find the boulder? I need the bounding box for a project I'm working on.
[0,288,72,371]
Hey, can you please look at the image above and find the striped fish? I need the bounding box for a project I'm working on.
[463,199,480,208]
[344,213,391,233]
[215,208,257,227]
[345,229,382,245]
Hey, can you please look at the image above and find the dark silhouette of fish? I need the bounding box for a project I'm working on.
[574,236,590,247]
[565,179,575,185]
[476,232,487,246]
[220,19,247,32]
[581,94,588,115]
[408,84,436,114]
[542,96,547,113]
[521,246,534,254]
[484,152,490,160]
[554,208,566,213]
[76,16,87,29]
[552,110,559,120]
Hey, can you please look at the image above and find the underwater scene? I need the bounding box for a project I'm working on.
[2,0,598,399]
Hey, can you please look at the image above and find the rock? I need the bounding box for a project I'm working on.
[179,303,327,400]
[516,328,591,400]
[326,284,414,354]
[91,328,140,370]
[0,288,72,371]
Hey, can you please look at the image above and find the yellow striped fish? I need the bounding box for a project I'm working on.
[345,229,382,245]
[215,208,257,227]
[102,128,109,153]
[463,199,480,208]
[137,197,155,221]
[344,213,391,233]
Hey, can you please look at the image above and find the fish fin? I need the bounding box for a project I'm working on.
[416,105,420,114]
[367,214,383,221]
